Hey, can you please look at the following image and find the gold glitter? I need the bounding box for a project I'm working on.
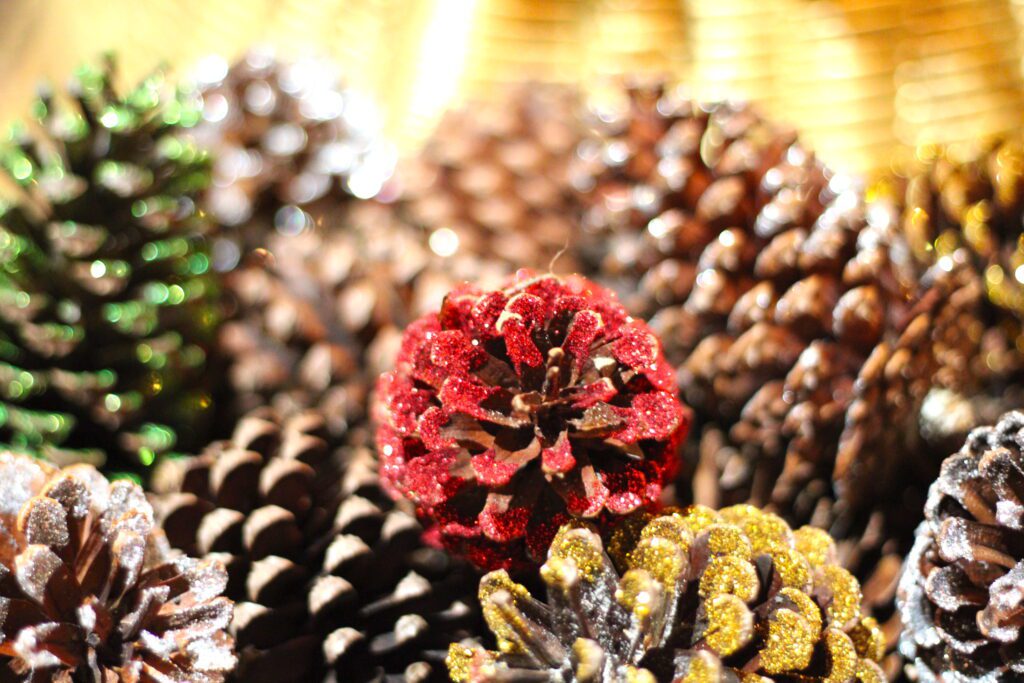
[823,629,858,683]
[540,554,577,590]
[703,524,752,559]
[760,607,815,674]
[680,651,725,683]
[702,593,753,656]
[819,565,862,627]
[777,587,822,637]
[721,505,792,554]
[629,536,685,588]
[446,643,486,682]
[674,504,721,536]
[572,638,605,681]
[479,570,531,602]
[768,547,812,591]
[855,658,887,683]
[848,616,886,662]
[607,511,654,571]
[549,527,605,582]
[624,666,657,683]
[699,555,759,602]
[616,568,662,620]
[793,526,836,569]
[479,570,534,654]
[639,515,693,552]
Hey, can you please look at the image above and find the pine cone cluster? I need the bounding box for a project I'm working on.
[0,57,218,470]
[152,408,480,683]
[190,49,396,265]
[898,410,1024,682]
[573,81,960,524]
[0,451,236,681]
[375,271,690,571]
[398,84,583,271]
[449,505,886,682]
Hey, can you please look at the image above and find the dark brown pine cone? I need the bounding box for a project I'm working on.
[0,451,236,681]
[152,408,481,683]
[898,410,1024,682]
[218,200,510,429]
[573,80,961,524]
[190,48,396,267]
[397,83,583,272]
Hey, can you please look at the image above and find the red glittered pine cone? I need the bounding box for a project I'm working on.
[374,271,690,571]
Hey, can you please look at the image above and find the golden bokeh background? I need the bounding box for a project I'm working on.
[2,0,1024,176]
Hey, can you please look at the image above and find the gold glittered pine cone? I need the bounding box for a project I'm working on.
[0,451,236,680]
[152,407,482,683]
[397,83,585,272]
[190,48,397,265]
[218,200,510,430]
[448,504,887,682]
[572,80,961,524]
[0,57,219,471]
[898,410,1024,682]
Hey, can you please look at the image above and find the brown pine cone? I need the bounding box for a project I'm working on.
[886,138,1024,446]
[449,505,888,682]
[190,48,396,266]
[218,200,510,428]
[573,81,960,523]
[152,408,481,683]
[898,410,1024,682]
[398,83,583,272]
[0,451,236,681]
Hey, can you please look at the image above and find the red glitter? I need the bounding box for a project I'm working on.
[541,433,576,474]
[374,271,690,570]
[563,309,603,371]
[471,450,521,487]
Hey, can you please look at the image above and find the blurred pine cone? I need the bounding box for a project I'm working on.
[890,138,1024,424]
[398,83,583,272]
[898,410,1024,682]
[218,200,509,430]
[0,451,236,680]
[0,57,218,471]
[190,48,396,268]
[448,505,887,682]
[152,408,481,683]
[573,81,959,524]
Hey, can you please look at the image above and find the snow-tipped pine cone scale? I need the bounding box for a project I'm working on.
[899,411,1024,681]
[0,451,236,681]
[374,272,690,571]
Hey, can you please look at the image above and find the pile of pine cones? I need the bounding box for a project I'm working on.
[2,50,1023,683]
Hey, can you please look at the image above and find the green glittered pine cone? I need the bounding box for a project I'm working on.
[0,56,218,471]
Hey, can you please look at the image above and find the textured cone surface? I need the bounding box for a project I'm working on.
[190,49,396,267]
[152,408,481,683]
[898,411,1024,682]
[893,138,1024,415]
[573,81,958,522]
[0,451,236,681]
[0,58,218,470]
[398,83,583,272]
[448,505,887,682]
[375,271,690,571]
[219,200,510,432]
